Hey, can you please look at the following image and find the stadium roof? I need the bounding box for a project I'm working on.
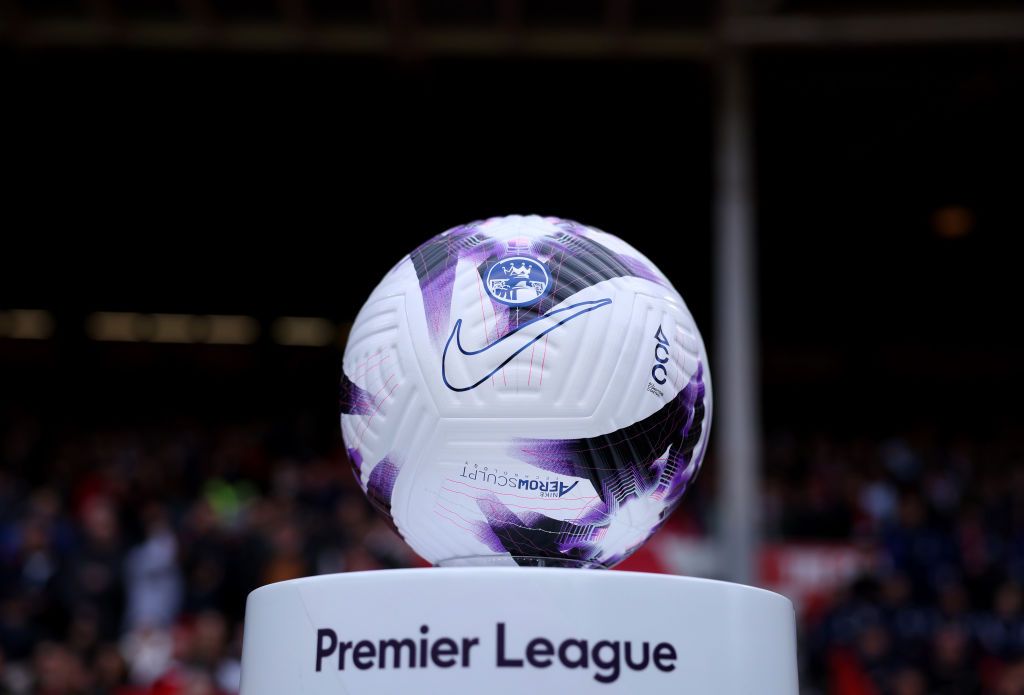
[4,0,1024,55]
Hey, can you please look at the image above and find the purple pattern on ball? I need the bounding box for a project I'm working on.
[409,217,677,346]
[409,223,500,348]
[497,365,707,564]
[339,373,374,415]
[347,447,364,476]
[473,493,604,565]
[366,457,400,520]
[618,255,670,289]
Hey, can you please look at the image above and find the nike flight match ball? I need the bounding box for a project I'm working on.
[340,215,711,568]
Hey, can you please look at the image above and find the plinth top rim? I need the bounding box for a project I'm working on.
[247,567,793,608]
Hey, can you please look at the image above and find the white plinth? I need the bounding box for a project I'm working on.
[240,568,798,695]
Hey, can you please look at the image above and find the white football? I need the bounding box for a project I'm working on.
[341,215,711,568]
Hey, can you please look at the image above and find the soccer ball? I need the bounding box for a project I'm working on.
[341,215,711,568]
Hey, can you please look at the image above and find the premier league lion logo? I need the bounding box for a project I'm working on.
[485,256,552,307]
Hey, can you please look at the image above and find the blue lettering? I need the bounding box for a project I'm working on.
[651,326,670,386]
[652,364,667,385]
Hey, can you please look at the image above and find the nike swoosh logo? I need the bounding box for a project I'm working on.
[442,298,612,392]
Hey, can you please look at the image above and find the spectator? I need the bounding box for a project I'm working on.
[124,506,182,632]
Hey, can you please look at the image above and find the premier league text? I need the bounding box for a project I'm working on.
[314,623,677,684]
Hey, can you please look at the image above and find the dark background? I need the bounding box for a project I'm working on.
[3,6,1024,693]
[6,43,1022,426]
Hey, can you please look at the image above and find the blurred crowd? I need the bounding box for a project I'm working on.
[0,415,414,695]
[2,413,1023,694]
[762,428,1024,694]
